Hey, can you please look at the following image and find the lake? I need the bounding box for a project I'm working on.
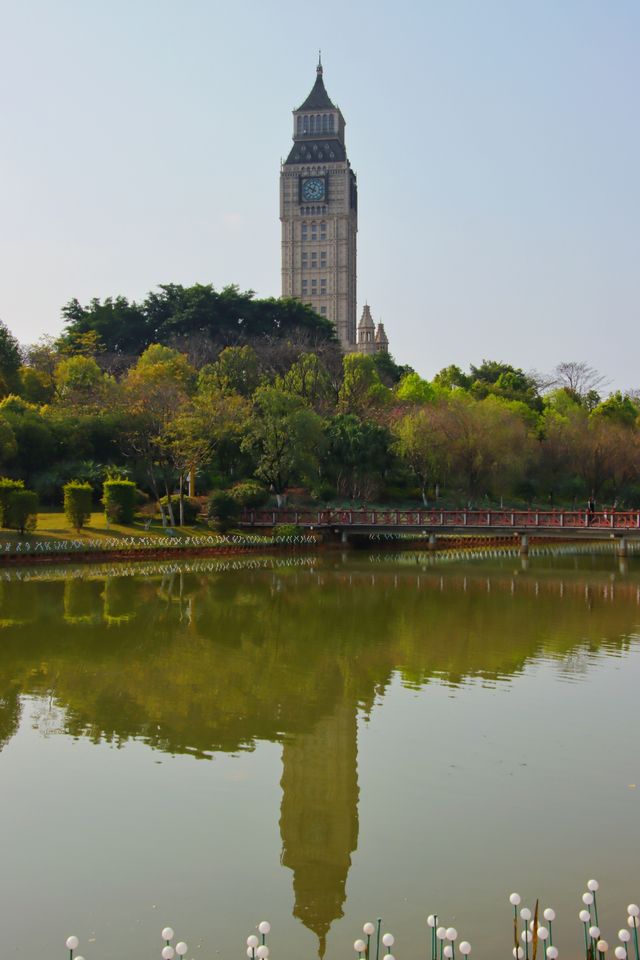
[1,550,639,960]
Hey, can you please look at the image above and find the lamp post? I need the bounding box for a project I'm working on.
[428,914,438,960]
[66,936,79,960]
[363,921,376,958]
[580,910,591,960]
[588,882,600,928]
[544,909,556,947]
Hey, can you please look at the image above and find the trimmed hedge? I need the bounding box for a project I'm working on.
[63,481,93,531]
[103,479,136,524]
[5,489,38,534]
[0,477,25,526]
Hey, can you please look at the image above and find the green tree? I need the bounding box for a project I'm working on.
[393,407,451,504]
[278,352,334,413]
[324,414,393,501]
[395,372,437,406]
[338,354,391,416]
[198,345,260,397]
[242,386,324,504]
[0,321,21,396]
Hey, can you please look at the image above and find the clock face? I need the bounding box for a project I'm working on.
[301,177,325,202]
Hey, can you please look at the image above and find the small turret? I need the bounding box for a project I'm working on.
[356,304,376,355]
[374,321,389,353]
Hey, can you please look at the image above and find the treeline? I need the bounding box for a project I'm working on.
[0,283,639,518]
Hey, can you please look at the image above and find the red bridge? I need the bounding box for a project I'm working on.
[240,508,640,551]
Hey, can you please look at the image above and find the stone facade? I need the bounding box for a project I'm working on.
[280,59,389,355]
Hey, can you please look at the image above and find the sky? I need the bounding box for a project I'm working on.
[1,0,639,390]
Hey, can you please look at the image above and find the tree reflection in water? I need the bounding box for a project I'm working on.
[0,555,638,954]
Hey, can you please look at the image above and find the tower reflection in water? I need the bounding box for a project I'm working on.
[0,555,639,954]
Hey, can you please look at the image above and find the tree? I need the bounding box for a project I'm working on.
[278,352,333,413]
[436,394,532,500]
[393,408,450,504]
[433,364,471,391]
[0,321,21,396]
[198,345,260,397]
[0,416,17,468]
[338,354,391,417]
[121,348,195,522]
[395,372,437,406]
[0,397,57,482]
[166,385,249,524]
[548,361,608,402]
[324,414,393,501]
[54,355,115,407]
[242,386,324,504]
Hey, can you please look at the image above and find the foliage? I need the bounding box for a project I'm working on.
[60,285,336,358]
[0,321,21,396]
[198,346,260,397]
[228,480,269,509]
[103,479,137,524]
[207,491,241,531]
[325,414,394,500]
[273,523,303,538]
[338,354,391,416]
[4,488,38,534]
[63,481,93,531]
[242,385,324,498]
[396,372,437,405]
[159,495,200,525]
[0,477,25,525]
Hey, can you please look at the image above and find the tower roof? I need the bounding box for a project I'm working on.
[358,304,375,329]
[375,322,389,345]
[296,57,336,111]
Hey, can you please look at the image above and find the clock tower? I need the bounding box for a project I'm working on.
[280,57,358,350]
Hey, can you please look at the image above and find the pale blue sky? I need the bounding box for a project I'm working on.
[1,0,638,389]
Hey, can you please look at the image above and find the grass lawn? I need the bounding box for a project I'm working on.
[0,511,221,548]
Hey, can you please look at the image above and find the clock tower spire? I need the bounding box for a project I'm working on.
[280,59,358,350]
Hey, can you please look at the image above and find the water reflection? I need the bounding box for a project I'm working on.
[0,555,639,951]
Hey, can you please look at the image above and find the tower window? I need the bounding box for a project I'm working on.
[320,251,327,268]
[302,279,308,294]
[311,252,318,268]
[311,223,318,240]
[320,278,327,293]
[301,223,308,241]
[297,116,302,135]
[320,306,327,315]
[320,222,327,240]
[302,252,308,268]
[311,278,317,292]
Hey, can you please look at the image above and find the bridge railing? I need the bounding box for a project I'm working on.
[241,509,640,530]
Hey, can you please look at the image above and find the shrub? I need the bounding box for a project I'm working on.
[229,480,269,509]
[5,489,38,534]
[0,477,24,526]
[103,479,136,524]
[207,491,240,532]
[273,523,303,539]
[63,481,93,531]
[159,495,201,525]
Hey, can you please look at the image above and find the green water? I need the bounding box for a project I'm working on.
[1,552,639,960]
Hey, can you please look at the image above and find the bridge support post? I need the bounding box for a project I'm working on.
[519,534,529,555]
[428,533,437,551]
